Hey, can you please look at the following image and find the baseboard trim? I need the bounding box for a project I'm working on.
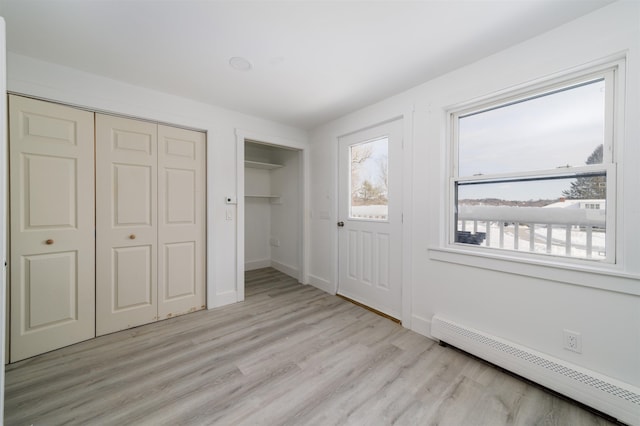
[411,315,434,340]
[271,260,299,281]
[308,274,333,294]
[245,259,271,271]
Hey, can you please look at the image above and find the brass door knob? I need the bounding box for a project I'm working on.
[45,239,54,245]
[129,234,136,240]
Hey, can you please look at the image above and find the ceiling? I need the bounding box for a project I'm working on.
[0,1,615,130]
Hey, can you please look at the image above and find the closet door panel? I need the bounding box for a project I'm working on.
[96,114,158,336]
[164,242,195,298]
[114,164,153,225]
[157,125,206,318]
[9,95,95,362]
[113,245,153,308]
[24,154,77,227]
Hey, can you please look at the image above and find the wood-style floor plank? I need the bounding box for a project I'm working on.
[5,268,616,425]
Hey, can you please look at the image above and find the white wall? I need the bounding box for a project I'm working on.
[5,52,308,308]
[309,0,640,389]
[270,149,301,278]
[245,163,273,269]
[244,147,301,279]
[244,199,271,269]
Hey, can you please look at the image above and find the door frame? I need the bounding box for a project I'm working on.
[334,111,414,327]
[235,130,309,301]
[0,17,7,424]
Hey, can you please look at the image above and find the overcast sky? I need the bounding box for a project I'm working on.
[458,78,605,200]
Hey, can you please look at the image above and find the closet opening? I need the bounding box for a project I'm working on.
[241,139,304,298]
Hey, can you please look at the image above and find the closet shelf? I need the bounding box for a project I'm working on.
[245,194,282,204]
[245,160,283,170]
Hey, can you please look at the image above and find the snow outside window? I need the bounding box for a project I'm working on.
[450,67,617,263]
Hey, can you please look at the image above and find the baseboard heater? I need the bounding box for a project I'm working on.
[431,315,640,425]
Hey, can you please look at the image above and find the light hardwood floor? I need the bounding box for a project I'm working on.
[5,268,616,425]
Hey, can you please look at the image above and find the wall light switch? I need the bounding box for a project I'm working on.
[225,209,233,221]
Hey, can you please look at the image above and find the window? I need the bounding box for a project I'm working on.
[451,66,617,262]
[350,137,389,220]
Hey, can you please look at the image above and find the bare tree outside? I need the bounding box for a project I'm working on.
[350,144,373,200]
[377,154,388,196]
[349,139,389,219]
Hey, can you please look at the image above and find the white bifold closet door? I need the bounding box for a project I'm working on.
[96,115,159,335]
[9,95,95,362]
[96,115,206,336]
[157,125,206,320]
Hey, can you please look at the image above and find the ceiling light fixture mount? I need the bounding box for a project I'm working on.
[229,56,252,71]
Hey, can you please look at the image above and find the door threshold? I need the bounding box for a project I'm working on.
[336,294,401,325]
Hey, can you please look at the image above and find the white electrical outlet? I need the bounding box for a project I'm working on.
[563,329,582,353]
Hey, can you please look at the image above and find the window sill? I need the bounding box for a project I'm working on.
[427,246,640,296]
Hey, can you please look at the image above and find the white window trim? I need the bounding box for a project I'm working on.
[439,58,626,277]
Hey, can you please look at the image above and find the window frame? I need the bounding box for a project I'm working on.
[447,63,621,265]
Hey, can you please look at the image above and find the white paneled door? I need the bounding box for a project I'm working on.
[157,125,206,319]
[96,115,159,335]
[9,97,206,357]
[338,119,403,319]
[9,95,95,361]
[96,116,206,336]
